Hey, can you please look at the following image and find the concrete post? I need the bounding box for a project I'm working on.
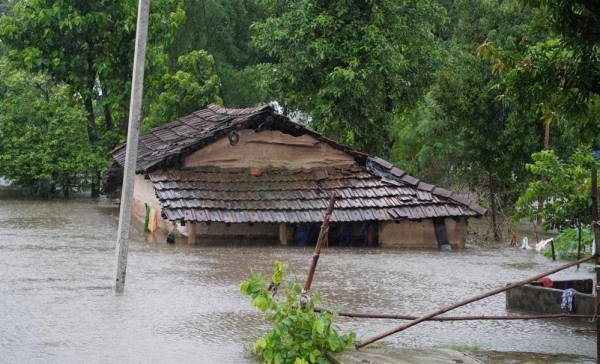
[187,222,196,244]
[279,223,288,245]
[114,0,150,291]
[591,166,600,360]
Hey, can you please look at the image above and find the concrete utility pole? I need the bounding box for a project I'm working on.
[114,0,150,291]
[592,164,600,361]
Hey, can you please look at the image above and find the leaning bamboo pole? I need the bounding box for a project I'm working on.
[315,308,592,321]
[303,193,337,292]
[355,255,594,348]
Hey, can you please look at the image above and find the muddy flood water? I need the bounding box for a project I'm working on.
[0,195,596,363]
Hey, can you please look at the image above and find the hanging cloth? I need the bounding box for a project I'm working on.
[148,208,158,232]
[144,204,150,232]
[561,288,577,312]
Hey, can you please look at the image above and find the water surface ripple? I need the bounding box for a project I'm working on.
[0,197,595,363]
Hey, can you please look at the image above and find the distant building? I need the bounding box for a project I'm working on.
[108,104,485,248]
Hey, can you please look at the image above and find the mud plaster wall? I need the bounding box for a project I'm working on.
[379,217,467,249]
[131,174,278,241]
[183,129,356,169]
[131,174,167,231]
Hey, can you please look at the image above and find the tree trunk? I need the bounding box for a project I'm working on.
[90,171,101,198]
[543,102,551,150]
[83,96,97,142]
[83,97,101,198]
[488,171,500,241]
[537,103,551,226]
[101,86,113,131]
[84,43,101,198]
[63,179,70,198]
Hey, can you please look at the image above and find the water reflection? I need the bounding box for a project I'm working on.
[0,196,596,363]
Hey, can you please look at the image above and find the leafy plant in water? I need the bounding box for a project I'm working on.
[239,260,355,364]
[542,227,594,261]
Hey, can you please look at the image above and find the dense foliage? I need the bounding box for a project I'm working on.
[251,0,446,156]
[143,50,222,130]
[542,226,594,261]
[0,0,598,249]
[240,261,355,364]
[0,64,110,196]
[513,147,599,231]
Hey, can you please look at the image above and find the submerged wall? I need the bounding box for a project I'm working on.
[378,217,467,249]
[506,281,595,315]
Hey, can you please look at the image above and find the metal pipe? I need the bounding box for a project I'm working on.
[318,309,593,321]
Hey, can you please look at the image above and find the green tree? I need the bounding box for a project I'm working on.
[393,0,544,240]
[478,0,600,148]
[0,64,110,196]
[0,0,15,56]
[168,0,269,107]
[0,0,183,137]
[476,0,600,231]
[513,147,598,231]
[251,0,446,157]
[524,0,600,100]
[0,0,185,195]
[431,52,542,240]
[142,50,222,130]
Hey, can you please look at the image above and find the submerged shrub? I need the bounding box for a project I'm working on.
[542,227,594,261]
[239,260,355,364]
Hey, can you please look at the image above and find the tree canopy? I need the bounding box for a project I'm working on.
[251,0,446,156]
[0,0,597,247]
[0,63,109,196]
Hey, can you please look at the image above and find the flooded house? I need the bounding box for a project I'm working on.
[107,104,486,248]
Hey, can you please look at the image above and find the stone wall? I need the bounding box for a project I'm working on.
[506,280,595,315]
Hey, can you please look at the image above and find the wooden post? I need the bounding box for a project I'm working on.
[304,193,336,292]
[187,222,195,244]
[279,223,288,245]
[577,217,582,269]
[114,0,150,292]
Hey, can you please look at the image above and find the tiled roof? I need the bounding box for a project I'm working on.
[113,104,486,222]
[151,159,485,224]
[111,104,366,174]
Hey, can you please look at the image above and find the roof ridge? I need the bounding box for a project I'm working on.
[207,103,273,116]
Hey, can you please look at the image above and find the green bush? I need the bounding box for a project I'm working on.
[239,260,355,364]
[542,227,594,260]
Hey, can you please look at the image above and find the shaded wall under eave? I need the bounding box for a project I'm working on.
[379,217,468,249]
